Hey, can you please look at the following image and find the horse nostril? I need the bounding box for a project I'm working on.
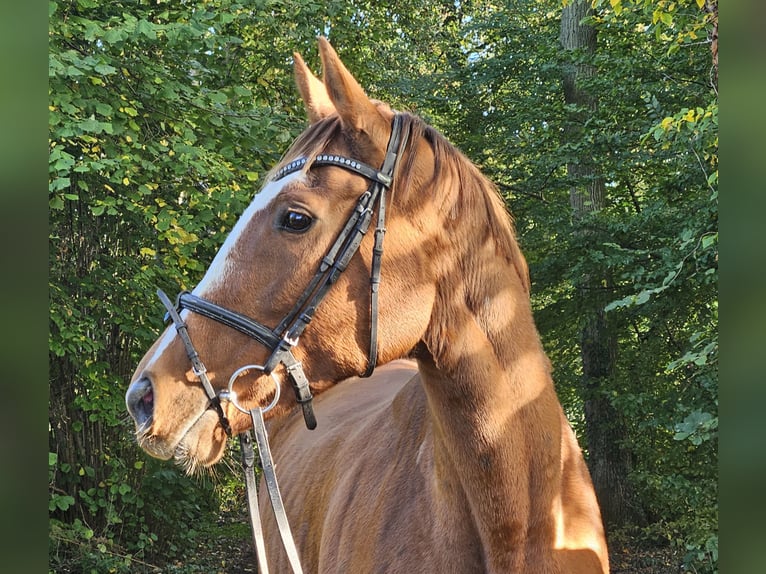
[126,377,154,428]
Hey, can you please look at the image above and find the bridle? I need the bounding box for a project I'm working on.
[156,114,409,573]
[158,113,408,432]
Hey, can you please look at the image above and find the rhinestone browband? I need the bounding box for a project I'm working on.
[273,154,390,186]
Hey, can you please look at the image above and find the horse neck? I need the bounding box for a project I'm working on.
[416,201,564,570]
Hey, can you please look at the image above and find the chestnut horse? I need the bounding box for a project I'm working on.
[126,38,609,573]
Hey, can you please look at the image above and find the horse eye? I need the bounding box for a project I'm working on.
[280,210,313,233]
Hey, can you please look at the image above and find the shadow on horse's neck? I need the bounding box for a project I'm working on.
[414,131,548,415]
[407,145,562,571]
[413,286,561,571]
[416,230,552,431]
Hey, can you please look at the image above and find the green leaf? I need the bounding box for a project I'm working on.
[136,19,157,39]
[95,103,113,117]
[54,495,76,511]
[604,295,633,312]
[208,91,229,104]
[674,411,717,444]
[94,63,117,75]
[50,195,64,210]
[50,177,70,192]
[65,65,85,77]
[701,233,717,250]
[634,290,651,305]
[103,27,126,45]
[78,117,111,134]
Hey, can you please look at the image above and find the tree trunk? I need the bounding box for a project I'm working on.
[706,0,718,89]
[559,0,643,530]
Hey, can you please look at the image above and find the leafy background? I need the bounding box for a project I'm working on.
[49,0,717,572]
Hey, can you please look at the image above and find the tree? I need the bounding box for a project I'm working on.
[559,0,643,529]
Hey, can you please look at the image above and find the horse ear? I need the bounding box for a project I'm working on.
[317,37,388,140]
[294,52,336,123]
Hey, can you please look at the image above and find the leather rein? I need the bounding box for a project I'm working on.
[156,114,409,573]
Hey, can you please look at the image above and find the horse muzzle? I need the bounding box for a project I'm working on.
[126,376,154,430]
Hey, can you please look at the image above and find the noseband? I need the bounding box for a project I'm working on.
[157,113,408,433]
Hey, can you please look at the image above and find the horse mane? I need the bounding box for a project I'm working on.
[396,113,531,294]
[269,110,531,294]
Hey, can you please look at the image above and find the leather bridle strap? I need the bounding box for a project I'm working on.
[173,291,282,349]
[250,407,304,573]
[365,115,410,376]
[238,409,304,574]
[239,431,270,574]
[157,288,233,437]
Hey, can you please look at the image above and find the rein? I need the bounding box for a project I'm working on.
[156,114,409,573]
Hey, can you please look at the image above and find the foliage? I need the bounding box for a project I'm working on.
[367,0,718,569]
[592,0,717,57]
[48,448,220,572]
[557,2,716,570]
[49,0,717,571]
[48,0,313,568]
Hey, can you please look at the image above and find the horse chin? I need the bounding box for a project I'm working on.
[172,410,229,474]
[135,409,227,473]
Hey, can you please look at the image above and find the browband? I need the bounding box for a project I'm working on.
[274,154,392,186]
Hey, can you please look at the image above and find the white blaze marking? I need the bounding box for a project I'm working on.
[142,171,303,371]
[194,171,304,295]
[145,310,189,369]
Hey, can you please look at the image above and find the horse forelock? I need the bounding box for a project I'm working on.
[268,116,343,180]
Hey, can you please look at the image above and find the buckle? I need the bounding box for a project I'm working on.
[282,332,300,347]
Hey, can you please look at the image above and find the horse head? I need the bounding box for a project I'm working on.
[126,39,447,469]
